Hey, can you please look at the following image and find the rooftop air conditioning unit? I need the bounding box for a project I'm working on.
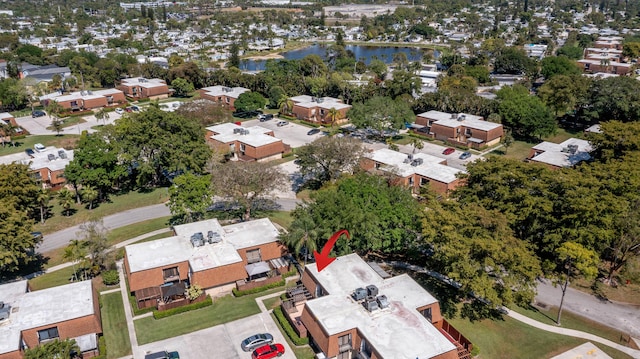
[457,114,466,121]
[366,284,379,297]
[376,295,389,309]
[47,154,56,161]
[139,78,146,82]
[363,296,379,312]
[567,144,579,154]
[411,158,424,167]
[0,301,10,321]
[81,91,87,96]
[190,232,205,247]
[317,98,324,103]
[450,113,457,119]
[58,150,67,159]
[207,231,222,243]
[352,287,367,301]
[233,128,242,134]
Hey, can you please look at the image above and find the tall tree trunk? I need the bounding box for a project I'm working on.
[556,277,569,325]
[40,205,45,224]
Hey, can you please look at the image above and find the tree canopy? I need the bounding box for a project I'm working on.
[234,92,267,112]
[295,136,365,189]
[496,85,556,139]
[348,96,414,132]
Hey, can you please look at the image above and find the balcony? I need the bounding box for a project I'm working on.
[439,319,473,359]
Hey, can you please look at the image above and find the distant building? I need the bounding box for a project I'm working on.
[292,253,472,359]
[0,280,102,359]
[524,44,548,59]
[205,122,288,162]
[117,78,170,100]
[528,138,592,169]
[40,89,126,111]
[198,86,250,111]
[414,110,504,149]
[22,146,74,189]
[289,95,351,125]
[361,148,465,195]
[19,64,71,83]
[124,218,289,309]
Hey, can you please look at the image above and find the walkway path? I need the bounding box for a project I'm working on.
[505,309,640,358]
[117,260,139,358]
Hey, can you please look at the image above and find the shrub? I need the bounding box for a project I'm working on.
[186,284,203,300]
[471,344,480,356]
[102,270,120,286]
[152,296,213,319]
[273,307,309,346]
[94,336,107,359]
[232,279,285,297]
[282,269,298,278]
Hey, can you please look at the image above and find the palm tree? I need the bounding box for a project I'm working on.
[410,137,424,154]
[46,101,64,135]
[94,107,109,125]
[326,107,341,127]
[63,239,88,281]
[36,188,51,224]
[58,188,75,216]
[281,212,318,275]
[82,185,98,210]
[277,95,293,116]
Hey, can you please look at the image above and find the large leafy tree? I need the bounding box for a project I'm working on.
[348,96,414,132]
[24,339,79,359]
[497,85,556,139]
[0,199,38,278]
[112,107,211,187]
[295,136,365,189]
[168,172,212,224]
[422,201,541,309]
[540,56,582,79]
[587,121,640,161]
[554,242,598,325]
[583,76,640,123]
[289,173,423,255]
[210,161,287,221]
[493,47,537,76]
[234,92,267,112]
[537,75,590,117]
[0,163,40,215]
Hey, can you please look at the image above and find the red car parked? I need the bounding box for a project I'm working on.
[442,147,455,155]
[252,343,285,359]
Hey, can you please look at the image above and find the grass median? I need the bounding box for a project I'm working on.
[101,292,132,359]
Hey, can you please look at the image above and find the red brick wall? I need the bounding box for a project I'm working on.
[0,350,23,359]
[291,105,311,121]
[21,314,102,351]
[110,92,126,104]
[241,141,285,160]
[83,98,107,110]
[191,262,247,288]
[431,123,458,141]
[49,169,66,186]
[301,307,330,353]
[236,242,287,263]
[126,260,190,293]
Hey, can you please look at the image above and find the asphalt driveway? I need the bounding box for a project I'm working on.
[136,312,295,359]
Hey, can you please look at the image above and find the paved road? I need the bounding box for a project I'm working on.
[15,111,121,136]
[535,278,640,339]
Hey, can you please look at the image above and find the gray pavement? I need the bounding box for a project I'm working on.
[15,111,121,136]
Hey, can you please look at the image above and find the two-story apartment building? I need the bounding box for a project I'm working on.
[528,138,592,169]
[297,254,472,359]
[117,78,170,100]
[289,95,351,125]
[198,86,250,111]
[361,148,464,195]
[124,218,288,309]
[0,113,21,143]
[415,111,503,149]
[206,122,287,162]
[0,280,102,359]
[40,89,126,111]
[23,146,74,189]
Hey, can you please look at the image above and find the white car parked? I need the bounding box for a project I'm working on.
[34,143,46,152]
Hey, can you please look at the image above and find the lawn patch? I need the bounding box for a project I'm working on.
[101,292,132,359]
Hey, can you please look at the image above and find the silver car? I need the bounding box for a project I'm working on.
[241,333,274,352]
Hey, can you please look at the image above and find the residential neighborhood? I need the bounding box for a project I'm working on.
[0,0,640,358]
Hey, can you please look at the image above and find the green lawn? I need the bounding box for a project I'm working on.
[101,292,132,359]
[46,116,86,130]
[134,287,285,344]
[270,312,315,359]
[0,134,80,156]
[268,211,294,229]
[28,266,77,290]
[36,187,169,234]
[263,296,281,311]
[447,313,633,359]
[485,127,586,161]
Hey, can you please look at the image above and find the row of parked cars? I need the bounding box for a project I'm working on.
[442,147,472,160]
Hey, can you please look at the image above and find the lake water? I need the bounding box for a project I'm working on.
[240,44,439,71]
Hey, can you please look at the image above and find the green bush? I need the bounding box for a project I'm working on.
[232,279,285,297]
[152,296,213,319]
[137,98,151,103]
[273,307,309,346]
[102,270,120,286]
[471,344,480,356]
[94,336,107,359]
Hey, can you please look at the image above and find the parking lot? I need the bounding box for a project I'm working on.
[135,312,296,359]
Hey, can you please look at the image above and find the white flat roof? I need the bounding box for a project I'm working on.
[126,218,280,273]
[25,147,74,172]
[200,85,249,99]
[0,280,95,355]
[207,123,282,148]
[121,78,167,88]
[367,148,463,184]
[418,110,501,132]
[305,254,456,359]
[0,112,13,120]
[530,138,592,167]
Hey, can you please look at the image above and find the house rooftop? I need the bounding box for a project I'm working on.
[126,218,280,273]
[417,110,501,132]
[0,280,95,355]
[367,148,464,184]
[530,138,592,168]
[290,95,350,110]
[120,77,167,88]
[0,112,13,120]
[304,254,456,359]
[24,147,74,172]
[200,85,249,99]
[207,123,282,148]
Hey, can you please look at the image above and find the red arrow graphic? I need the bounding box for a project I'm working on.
[314,229,350,272]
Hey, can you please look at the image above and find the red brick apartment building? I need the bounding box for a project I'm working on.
[206,122,287,162]
[361,148,464,195]
[577,36,633,75]
[23,146,74,189]
[287,254,472,359]
[40,89,126,111]
[415,111,504,149]
[528,138,593,169]
[0,280,102,359]
[198,86,250,111]
[0,112,20,143]
[289,95,351,125]
[117,78,170,100]
[124,218,289,309]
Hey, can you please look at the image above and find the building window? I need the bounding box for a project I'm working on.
[360,338,373,358]
[246,249,261,264]
[408,176,414,186]
[163,267,179,281]
[37,327,59,342]
[374,163,380,169]
[465,128,472,137]
[420,178,430,186]
[421,307,432,322]
[225,97,230,103]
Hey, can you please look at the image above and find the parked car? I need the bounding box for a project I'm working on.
[25,148,35,157]
[459,151,472,160]
[241,333,274,352]
[34,143,46,152]
[259,114,274,122]
[234,110,263,119]
[276,121,289,127]
[307,128,321,135]
[442,147,455,155]
[143,351,180,359]
[252,344,285,359]
[130,105,140,112]
[124,107,133,112]
[31,110,46,118]
[115,108,124,115]
[30,232,43,241]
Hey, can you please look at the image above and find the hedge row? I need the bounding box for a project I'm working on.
[152,296,213,319]
[94,336,107,359]
[273,306,309,346]
[232,279,285,297]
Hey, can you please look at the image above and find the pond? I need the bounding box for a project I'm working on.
[240,44,440,71]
